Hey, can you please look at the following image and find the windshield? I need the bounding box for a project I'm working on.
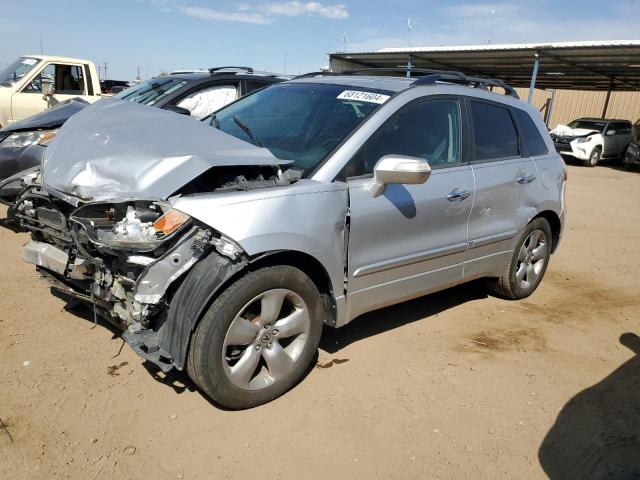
[204,82,391,174]
[0,57,41,87]
[114,77,187,105]
[568,120,606,132]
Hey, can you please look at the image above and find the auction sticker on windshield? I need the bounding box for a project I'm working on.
[337,90,390,104]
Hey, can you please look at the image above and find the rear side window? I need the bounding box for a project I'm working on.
[246,80,271,93]
[513,108,548,156]
[471,101,519,161]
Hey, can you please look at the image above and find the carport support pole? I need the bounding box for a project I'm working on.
[601,78,614,119]
[528,53,540,103]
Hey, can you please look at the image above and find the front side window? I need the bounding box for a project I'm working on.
[0,57,41,87]
[23,64,85,94]
[176,84,238,119]
[114,77,187,105]
[345,99,462,178]
[206,83,390,175]
[471,101,519,161]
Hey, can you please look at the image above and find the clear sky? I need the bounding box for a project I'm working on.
[0,0,638,80]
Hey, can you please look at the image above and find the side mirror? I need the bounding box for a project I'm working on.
[368,155,431,198]
[42,83,55,97]
[164,105,191,116]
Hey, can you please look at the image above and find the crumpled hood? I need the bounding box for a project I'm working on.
[550,124,600,137]
[42,98,284,202]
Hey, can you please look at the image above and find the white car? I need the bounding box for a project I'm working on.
[550,118,634,167]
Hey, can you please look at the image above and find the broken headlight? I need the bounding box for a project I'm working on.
[71,200,191,251]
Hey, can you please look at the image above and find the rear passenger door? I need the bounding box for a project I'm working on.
[464,99,540,279]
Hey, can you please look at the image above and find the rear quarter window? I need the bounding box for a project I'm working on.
[513,108,548,156]
[471,101,519,161]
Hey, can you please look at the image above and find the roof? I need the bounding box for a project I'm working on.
[24,54,93,64]
[329,40,640,91]
[291,75,415,92]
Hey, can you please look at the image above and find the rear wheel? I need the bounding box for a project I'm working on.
[486,218,552,300]
[187,266,324,409]
[584,147,601,167]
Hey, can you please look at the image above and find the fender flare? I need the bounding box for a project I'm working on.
[156,251,248,370]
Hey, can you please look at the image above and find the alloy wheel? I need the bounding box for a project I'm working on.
[515,229,548,290]
[222,289,311,390]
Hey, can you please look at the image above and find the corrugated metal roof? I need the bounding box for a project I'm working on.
[329,40,640,91]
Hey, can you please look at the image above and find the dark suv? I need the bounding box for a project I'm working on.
[0,67,286,180]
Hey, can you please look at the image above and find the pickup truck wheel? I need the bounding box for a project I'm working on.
[486,218,552,300]
[187,265,323,409]
[584,147,601,167]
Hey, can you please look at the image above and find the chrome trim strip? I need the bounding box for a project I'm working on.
[352,242,467,278]
[467,230,517,249]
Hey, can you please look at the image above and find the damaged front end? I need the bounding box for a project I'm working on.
[7,177,247,371]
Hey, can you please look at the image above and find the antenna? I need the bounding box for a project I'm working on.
[342,32,348,52]
[487,8,495,44]
[407,17,413,47]
[40,36,44,54]
[283,52,288,74]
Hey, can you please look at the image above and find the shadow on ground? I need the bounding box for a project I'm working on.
[539,332,640,480]
[320,280,488,354]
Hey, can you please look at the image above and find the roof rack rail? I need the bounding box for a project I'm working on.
[293,67,519,99]
[208,66,254,74]
[291,71,338,79]
[412,72,519,98]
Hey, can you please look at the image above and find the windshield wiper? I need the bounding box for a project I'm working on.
[233,115,264,147]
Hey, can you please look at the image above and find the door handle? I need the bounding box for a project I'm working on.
[516,174,536,184]
[446,188,471,202]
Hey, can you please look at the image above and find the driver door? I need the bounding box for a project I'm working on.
[344,97,474,319]
[12,62,89,121]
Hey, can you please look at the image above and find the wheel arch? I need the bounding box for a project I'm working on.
[532,210,562,253]
[158,248,336,371]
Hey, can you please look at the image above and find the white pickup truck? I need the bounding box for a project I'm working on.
[0,55,102,127]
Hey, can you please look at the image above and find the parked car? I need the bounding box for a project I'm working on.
[0,70,565,409]
[550,118,633,167]
[623,140,640,170]
[100,79,130,94]
[0,67,286,181]
[0,55,103,128]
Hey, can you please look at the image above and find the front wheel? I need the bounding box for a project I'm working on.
[187,265,324,409]
[584,147,601,167]
[486,218,552,300]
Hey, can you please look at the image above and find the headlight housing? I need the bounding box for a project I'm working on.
[577,136,593,143]
[70,201,191,251]
[0,130,57,149]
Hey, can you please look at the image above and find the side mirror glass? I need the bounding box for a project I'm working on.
[42,83,55,97]
[164,105,191,116]
[368,155,431,198]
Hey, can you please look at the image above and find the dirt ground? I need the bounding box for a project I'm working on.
[1,164,639,479]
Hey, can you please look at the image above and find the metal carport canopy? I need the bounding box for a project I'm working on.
[329,40,640,91]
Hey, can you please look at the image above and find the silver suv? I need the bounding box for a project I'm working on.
[1,70,566,409]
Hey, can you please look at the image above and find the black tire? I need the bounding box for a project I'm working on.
[186,265,324,409]
[486,218,552,300]
[584,147,601,167]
